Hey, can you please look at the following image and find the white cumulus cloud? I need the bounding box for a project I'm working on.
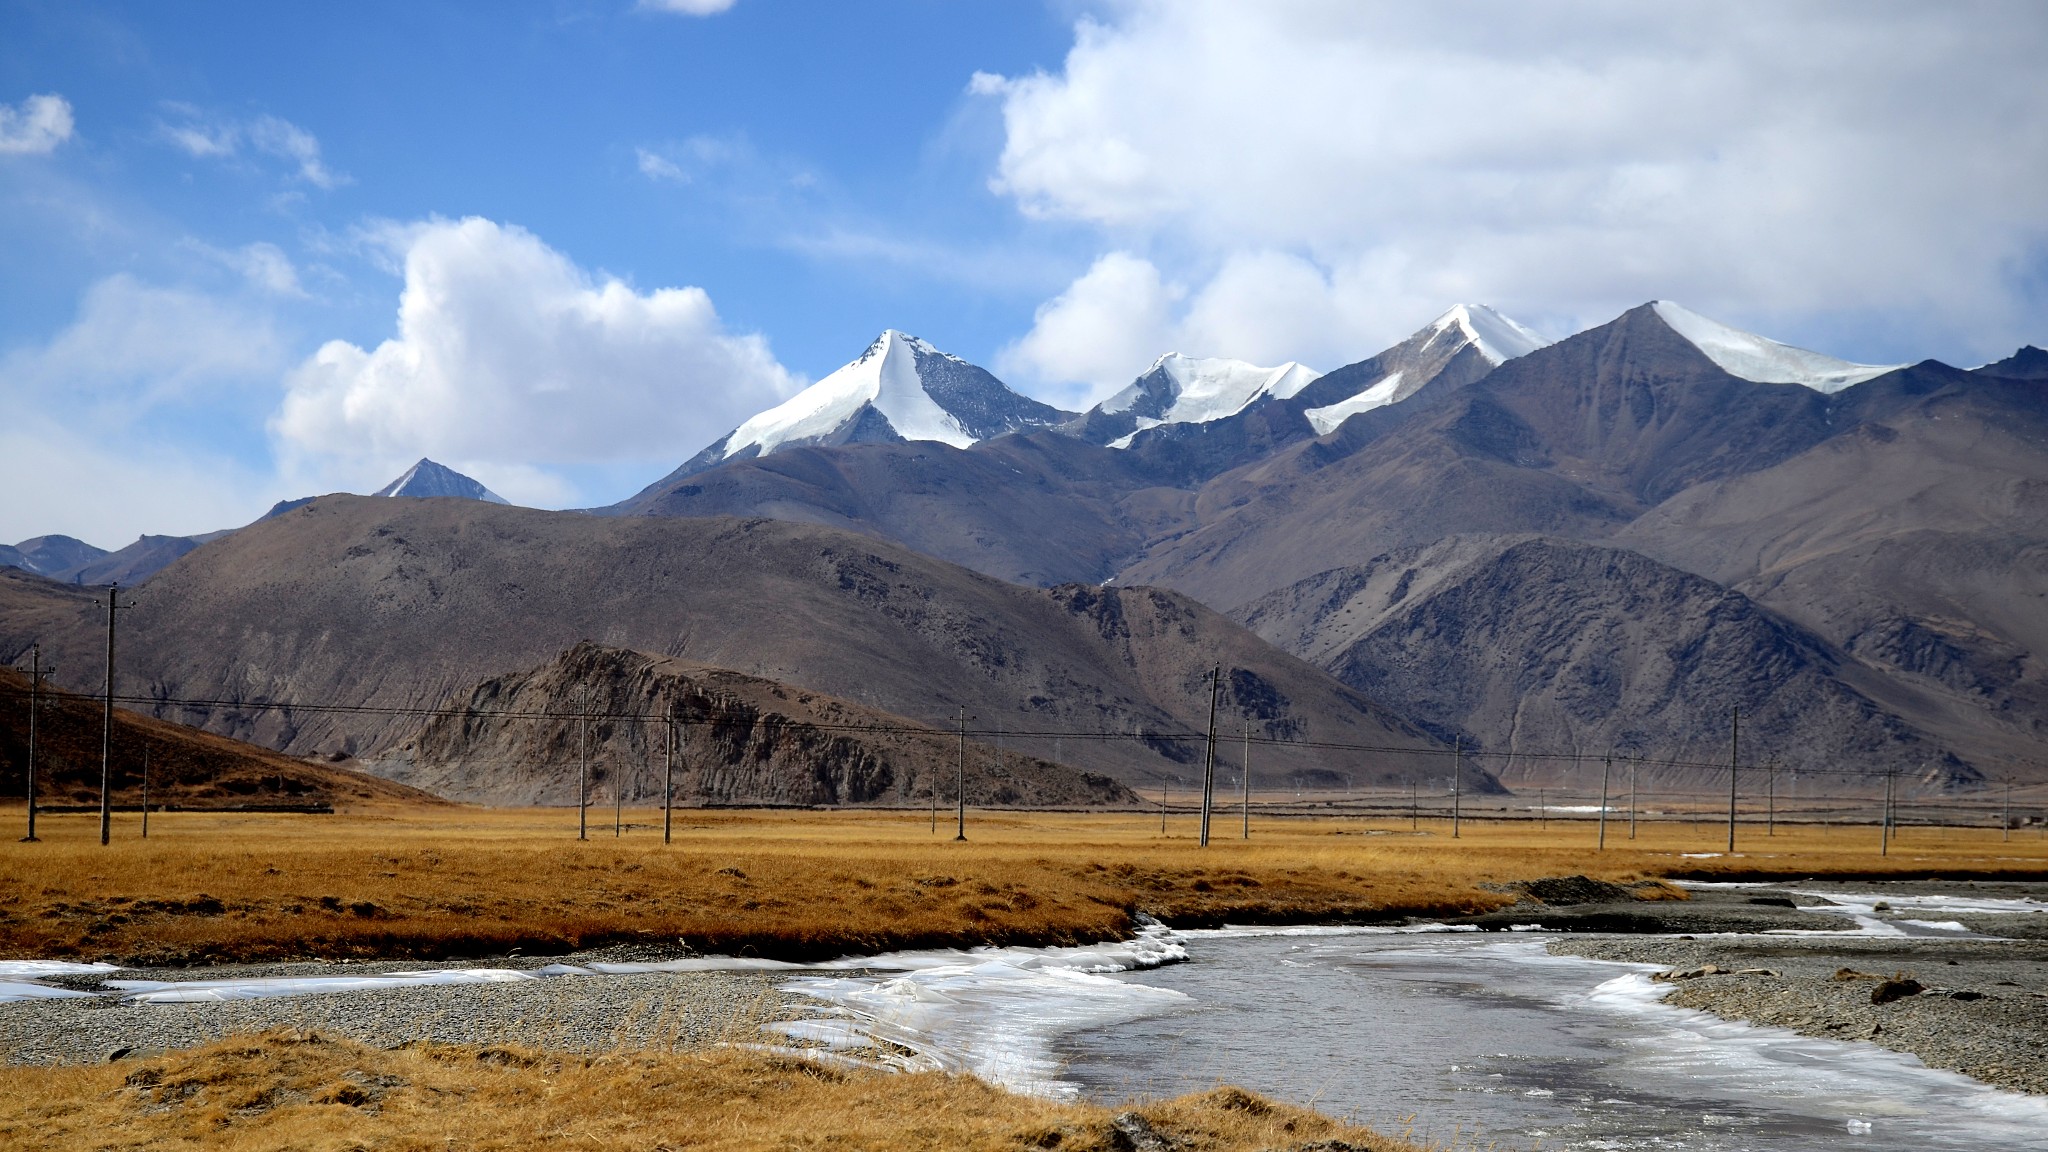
[0,93,74,155]
[982,1,2048,382]
[996,252,1178,406]
[272,217,799,501]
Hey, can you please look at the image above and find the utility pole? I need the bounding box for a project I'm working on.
[954,705,969,841]
[140,745,150,839]
[1881,764,1895,855]
[96,583,134,847]
[1598,753,1611,851]
[578,694,589,842]
[1538,787,1546,830]
[1766,758,1776,837]
[615,723,625,837]
[1198,665,1220,847]
[1629,754,1639,840]
[663,702,676,846]
[1241,717,1251,840]
[17,644,50,842]
[2003,779,2012,843]
[1411,779,1418,831]
[1726,707,1740,854]
[1452,737,1462,839]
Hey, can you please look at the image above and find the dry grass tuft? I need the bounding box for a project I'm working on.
[2,806,2041,965]
[0,1029,1426,1151]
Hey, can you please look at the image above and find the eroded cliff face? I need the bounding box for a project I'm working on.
[376,642,1135,809]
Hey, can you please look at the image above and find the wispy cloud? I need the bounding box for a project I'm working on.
[159,106,347,188]
[633,135,752,185]
[636,0,739,16]
[0,93,74,155]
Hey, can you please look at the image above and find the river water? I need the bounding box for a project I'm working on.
[8,905,2046,1147]
[1055,928,2046,1150]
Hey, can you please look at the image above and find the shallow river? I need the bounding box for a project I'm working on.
[1056,929,2045,1150]
[9,905,2047,1147]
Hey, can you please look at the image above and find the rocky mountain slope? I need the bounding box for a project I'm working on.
[0,497,1453,793]
[380,642,1136,808]
[0,665,438,809]
[1235,535,1972,791]
[1,459,506,589]
[605,302,2045,786]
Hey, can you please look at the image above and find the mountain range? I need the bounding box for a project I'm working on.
[599,301,2046,790]
[2,298,2041,800]
[0,457,505,587]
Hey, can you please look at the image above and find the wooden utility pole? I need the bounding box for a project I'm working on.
[2004,779,2012,843]
[1766,758,1776,837]
[1598,753,1611,851]
[615,737,625,837]
[1726,707,1740,854]
[97,583,133,847]
[1241,717,1251,840]
[1411,779,1418,831]
[140,745,150,839]
[578,696,589,842]
[954,706,970,841]
[1452,737,1462,839]
[1881,765,1895,855]
[18,644,49,842]
[1198,666,1220,847]
[1629,754,1639,840]
[1538,787,1546,830]
[663,702,675,845]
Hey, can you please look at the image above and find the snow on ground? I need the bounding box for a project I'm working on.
[1652,301,1904,392]
[1304,371,1404,434]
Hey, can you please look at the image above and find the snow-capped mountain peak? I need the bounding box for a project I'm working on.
[1426,304,1550,365]
[1650,301,1904,393]
[1091,354,1322,447]
[648,331,1072,484]
[1298,304,1546,435]
[373,459,508,504]
[724,330,976,459]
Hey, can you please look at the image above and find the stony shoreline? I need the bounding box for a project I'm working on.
[1551,929,2048,1097]
[1,948,798,1067]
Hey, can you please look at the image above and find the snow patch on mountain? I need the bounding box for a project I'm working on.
[1651,301,1903,393]
[1429,304,1549,365]
[1098,354,1320,440]
[1305,372,1404,434]
[374,459,508,504]
[723,330,975,458]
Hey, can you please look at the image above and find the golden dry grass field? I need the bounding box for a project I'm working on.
[4,803,2042,965]
[0,1029,1427,1152]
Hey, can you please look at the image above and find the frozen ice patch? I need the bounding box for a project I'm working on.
[110,968,538,1003]
[770,921,1191,1096]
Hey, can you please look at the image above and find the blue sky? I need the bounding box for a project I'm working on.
[3,1,2045,546]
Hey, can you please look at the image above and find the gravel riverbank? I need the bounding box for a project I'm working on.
[1,950,797,1066]
[1552,928,2048,1096]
